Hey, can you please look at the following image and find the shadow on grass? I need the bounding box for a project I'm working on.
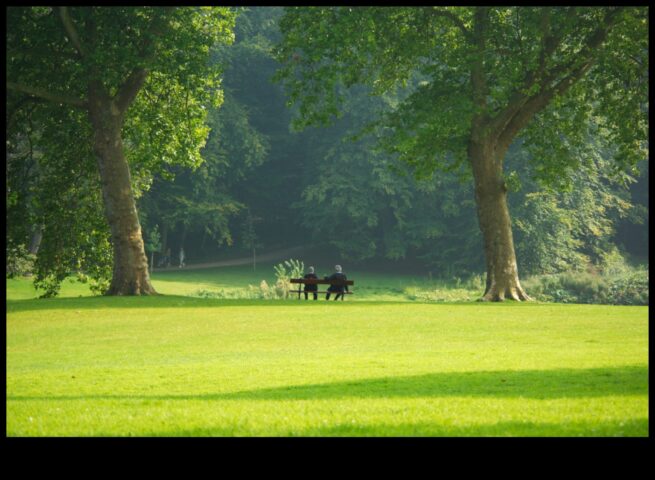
[8,292,617,312]
[6,296,418,312]
[106,418,649,437]
[7,365,647,402]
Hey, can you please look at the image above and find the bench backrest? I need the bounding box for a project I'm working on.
[290,278,354,286]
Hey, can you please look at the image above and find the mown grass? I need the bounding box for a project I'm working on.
[7,262,480,302]
[6,288,648,437]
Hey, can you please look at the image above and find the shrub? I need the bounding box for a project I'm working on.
[466,273,485,292]
[192,278,299,301]
[523,268,648,305]
[6,245,36,278]
[76,271,110,296]
[194,288,251,299]
[403,285,477,302]
[194,284,270,300]
[606,270,649,305]
[273,258,304,298]
[598,247,630,277]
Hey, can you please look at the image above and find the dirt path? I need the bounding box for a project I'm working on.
[154,245,306,272]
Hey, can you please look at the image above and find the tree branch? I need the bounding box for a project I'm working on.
[538,8,623,92]
[137,7,175,61]
[114,68,149,114]
[6,81,88,109]
[58,7,86,58]
[429,7,473,42]
[495,60,594,152]
[493,7,623,151]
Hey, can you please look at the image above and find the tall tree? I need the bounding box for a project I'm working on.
[274,6,648,300]
[6,103,114,297]
[7,7,236,295]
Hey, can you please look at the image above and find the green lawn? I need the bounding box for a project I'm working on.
[6,268,649,436]
[6,262,479,302]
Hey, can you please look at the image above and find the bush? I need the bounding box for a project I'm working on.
[6,245,36,278]
[273,258,304,298]
[258,279,289,300]
[598,247,631,277]
[606,270,649,305]
[193,279,295,300]
[523,268,648,305]
[403,284,478,303]
[466,273,485,292]
[76,271,110,296]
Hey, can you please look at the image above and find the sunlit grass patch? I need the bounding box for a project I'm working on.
[6,295,648,437]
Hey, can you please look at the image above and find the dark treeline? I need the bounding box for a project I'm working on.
[136,7,648,274]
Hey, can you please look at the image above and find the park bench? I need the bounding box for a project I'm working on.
[290,277,355,300]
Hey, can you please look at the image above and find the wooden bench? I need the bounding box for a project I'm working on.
[290,278,354,300]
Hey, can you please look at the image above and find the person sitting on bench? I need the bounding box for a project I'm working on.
[325,264,348,301]
[303,266,318,300]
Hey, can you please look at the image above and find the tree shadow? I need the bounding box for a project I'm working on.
[101,418,648,437]
[5,296,327,312]
[214,365,648,401]
[7,365,647,402]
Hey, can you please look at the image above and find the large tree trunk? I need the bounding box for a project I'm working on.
[88,87,157,296]
[469,139,530,302]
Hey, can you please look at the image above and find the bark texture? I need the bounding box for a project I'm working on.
[88,85,157,295]
[469,139,531,302]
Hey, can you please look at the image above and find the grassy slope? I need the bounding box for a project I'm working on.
[6,286,648,436]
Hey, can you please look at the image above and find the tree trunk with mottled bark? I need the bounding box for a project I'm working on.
[469,138,531,302]
[88,84,157,295]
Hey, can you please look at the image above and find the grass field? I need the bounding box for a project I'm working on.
[6,263,480,302]
[6,265,649,436]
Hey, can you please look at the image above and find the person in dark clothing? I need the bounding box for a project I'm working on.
[303,266,318,300]
[325,264,348,300]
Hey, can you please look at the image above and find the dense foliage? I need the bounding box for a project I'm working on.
[6,95,112,296]
[7,6,236,295]
[273,6,648,300]
[7,7,649,303]
[275,7,648,177]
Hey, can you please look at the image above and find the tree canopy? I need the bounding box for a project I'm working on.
[275,7,647,177]
[6,7,649,298]
[7,6,236,295]
[273,6,648,300]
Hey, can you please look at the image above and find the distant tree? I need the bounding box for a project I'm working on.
[612,160,649,261]
[137,7,271,259]
[290,84,634,279]
[241,209,262,271]
[274,6,648,300]
[145,225,161,275]
[7,7,236,295]
[217,7,308,249]
[507,139,634,275]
